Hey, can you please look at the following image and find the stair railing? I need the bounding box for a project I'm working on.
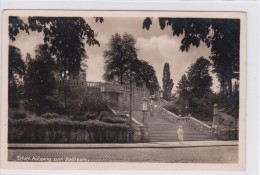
[188,117,212,136]
[161,107,212,136]
[161,108,189,123]
[161,107,239,140]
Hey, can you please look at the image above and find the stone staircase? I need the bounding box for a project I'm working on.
[131,107,213,142]
[147,110,213,142]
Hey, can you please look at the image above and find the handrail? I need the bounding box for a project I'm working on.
[125,114,143,126]
[161,108,179,118]
[108,107,142,126]
[189,117,211,128]
[161,107,238,140]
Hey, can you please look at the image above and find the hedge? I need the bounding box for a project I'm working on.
[8,117,130,143]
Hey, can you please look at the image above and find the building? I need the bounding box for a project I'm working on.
[100,81,150,111]
[54,72,150,112]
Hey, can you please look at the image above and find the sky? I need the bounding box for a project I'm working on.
[10,17,219,93]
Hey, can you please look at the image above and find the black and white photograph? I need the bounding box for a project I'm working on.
[1,10,246,170]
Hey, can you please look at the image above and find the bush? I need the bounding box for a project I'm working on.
[164,105,179,115]
[24,99,69,116]
[71,112,99,121]
[12,112,26,120]
[40,112,60,119]
[101,116,128,124]
[97,111,117,120]
[80,97,108,113]
[85,112,98,120]
[8,117,130,143]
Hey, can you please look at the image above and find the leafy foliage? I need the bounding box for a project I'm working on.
[162,63,174,101]
[133,59,159,94]
[186,57,212,98]
[142,17,152,30]
[177,57,212,100]
[9,16,100,78]
[176,74,190,100]
[103,33,159,93]
[103,33,138,84]
[9,45,26,82]
[175,57,214,121]
[164,105,180,115]
[9,16,29,41]
[24,44,55,113]
[143,18,240,95]
[8,45,26,105]
[94,17,104,23]
[101,116,128,124]
[40,112,60,119]
[9,117,129,143]
[28,16,100,77]
[80,97,109,113]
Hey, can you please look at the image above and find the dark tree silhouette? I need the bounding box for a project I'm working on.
[103,33,138,84]
[162,63,174,101]
[176,58,214,120]
[9,45,26,82]
[186,57,212,98]
[8,45,26,106]
[24,44,55,112]
[176,74,190,100]
[103,33,159,93]
[143,18,240,95]
[134,59,159,94]
[9,16,29,41]
[9,16,100,78]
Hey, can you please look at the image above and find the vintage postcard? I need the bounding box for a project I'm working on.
[1,10,246,171]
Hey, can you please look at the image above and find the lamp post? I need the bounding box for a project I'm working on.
[213,104,219,127]
[185,100,189,108]
[142,97,148,124]
[100,84,105,101]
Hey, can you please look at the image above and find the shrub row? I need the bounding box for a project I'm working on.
[8,117,130,143]
[101,116,128,124]
[9,117,128,130]
[40,112,60,119]
[72,111,123,123]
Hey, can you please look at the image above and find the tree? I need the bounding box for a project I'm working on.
[162,63,174,101]
[176,58,214,121]
[134,60,159,94]
[9,16,29,41]
[9,16,100,78]
[24,44,55,113]
[8,45,26,106]
[143,18,240,95]
[9,45,26,83]
[186,57,212,98]
[176,74,190,100]
[103,33,138,84]
[103,33,159,93]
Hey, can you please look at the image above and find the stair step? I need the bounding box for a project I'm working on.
[132,109,213,141]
